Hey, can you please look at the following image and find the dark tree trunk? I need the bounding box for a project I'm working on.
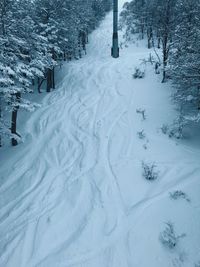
[38,77,41,93]
[38,77,45,93]
[141,25,144,39]
[52,68,55,89]
[198,87,200,110]
[162,36,169,83]
[81,31,87,55]
[162,63,167,83]
[157,37,161,49]
[52,50,56,89]
[157,30,161,49]
[64,52,66,61]
[11,92,21,146]
[147,27,153,49]
[78,36,82,58]
[46,69,52,92]
[0,100,2,148]
[68,52,72,61]
[86,29,89,43]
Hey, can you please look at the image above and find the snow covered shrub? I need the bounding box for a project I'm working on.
[195,261,200,267]
[160,113,188,139]
[161,124,169,135]
[136,108,147,120]
[142,161,159,181]
[169,190,190,202]
[133,67,145,79]
[137,130,146,139]
[169,114,187,139]
[159,222,186,249]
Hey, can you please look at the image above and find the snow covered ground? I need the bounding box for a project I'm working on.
[1,1,200,266]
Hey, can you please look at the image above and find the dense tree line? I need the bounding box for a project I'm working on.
[121,0,200,126]
[0,0,112,147]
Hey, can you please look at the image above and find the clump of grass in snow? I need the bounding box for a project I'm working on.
[136,108,147,120]
[137,130,146,139]
[169,190,190,202]
[142,161,159,181]
[159,222,186,249]
[161,124,169,135]
[133,67,145,79]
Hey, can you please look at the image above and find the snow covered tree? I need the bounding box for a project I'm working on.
[121,0,200,132]
[170,0,200,124]
[153,0,177,82]
[120,0,147,40]
[0,0,45,145]
[0,0,112,147]
[121,0,177,81]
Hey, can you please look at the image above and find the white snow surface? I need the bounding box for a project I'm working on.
[1,1,200,266]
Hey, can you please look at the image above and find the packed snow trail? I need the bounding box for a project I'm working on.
[1,1,200,266]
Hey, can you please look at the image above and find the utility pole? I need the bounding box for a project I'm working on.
[111,0,119,58]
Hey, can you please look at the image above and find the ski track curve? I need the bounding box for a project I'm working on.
[1,2,200,267]
[0,8,129,266]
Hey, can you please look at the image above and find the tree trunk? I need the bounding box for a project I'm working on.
[157,30,161,49]
[52,49,56,89]
[86,29,89,43]
[38,77,45,93]
[0,99,2,148]
[162,63,167,83]
[81,31,87,55]
[198,87,200,110]
[11,92,21,146]
[46,69,52,92]
[162,36,168,83]
[141,25,144,39]
[64,52,66,61]
[147,27,153,49]
[52,68,55,89]
[78,37,82,58]
[157,37,161,49]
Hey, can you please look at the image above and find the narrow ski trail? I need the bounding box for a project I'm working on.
[1,1,200,266]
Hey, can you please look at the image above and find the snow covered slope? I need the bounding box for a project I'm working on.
[0,1,200,266]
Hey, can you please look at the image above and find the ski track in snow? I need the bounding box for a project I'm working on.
[1,1,200,266]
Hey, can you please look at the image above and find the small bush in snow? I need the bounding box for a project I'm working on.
[161,118,187,139]
[136,108,147,120]
[161,124,169,135]
[169,190,190,202]
[159,222,186,249]
[169,115,187,139]
[195,261,200,267]
[137,130,146,139]
[142,161,159,181]
[133,67,145,79]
